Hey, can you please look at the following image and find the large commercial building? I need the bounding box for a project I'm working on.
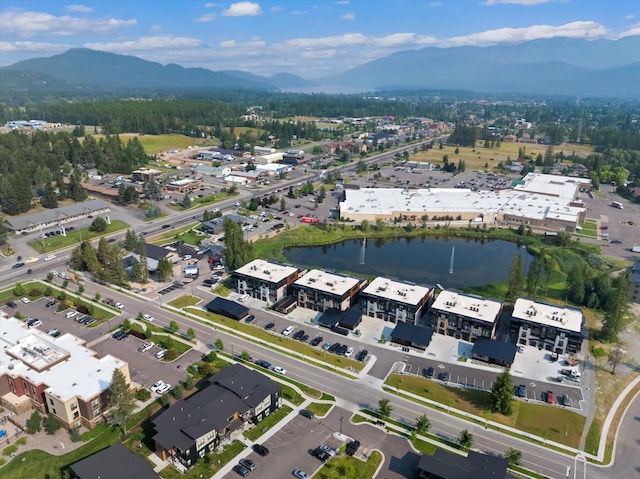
[513,172,592,200]
[233,259,304,303]
[339,186,586,232]
[511,299,586,354]
[360,277,433,324]
[293,269,366,312]
[0,314,130,431]
[427,290,503,342]
[153,364,281,469]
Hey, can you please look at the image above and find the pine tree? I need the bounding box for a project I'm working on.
[490,368,514,415]
[108,369,136,434]
[505,255,525,305]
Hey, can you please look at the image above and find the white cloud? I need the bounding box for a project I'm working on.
[220,38,266,49]
[618,22,640,38]
[0,10,136,37]
[150,24,162,32]
[335,0,350,4]
[624,14,635,20]
[428,2,443,6]
[195,13,217,22]
[290,10,309,15]
[85,35,205,52]
[204,2,221,7]
[284,32,435,50]
[341,12,355,21]
[0,41,72,53]
[222,2,262,16]
[486,0,560,5]
[442,21,608,46]
[270,5,283,12]
[66,4,93,13]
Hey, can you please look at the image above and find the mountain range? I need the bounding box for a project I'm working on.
[2,37,639,99]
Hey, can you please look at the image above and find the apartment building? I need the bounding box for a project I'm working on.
[0,314,130,431]
[360,277,433,324]
[511,298,586,354]
[426,290,503,342]
[233,259,303,303]
[293,269,366,312]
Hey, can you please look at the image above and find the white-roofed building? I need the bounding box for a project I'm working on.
[513,172,592,201]
[233,259,303,303]
[0,313,130,431]
[427,290,503,342]
[293,269,366,312]
[511,298,586,354]
[360,277,434,325]
[339,187,586,233]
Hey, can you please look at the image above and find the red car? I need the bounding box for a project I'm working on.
[546,391,555,404]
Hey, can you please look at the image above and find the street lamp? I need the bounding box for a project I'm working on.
[339,416,344,435]
[530,382,536,401]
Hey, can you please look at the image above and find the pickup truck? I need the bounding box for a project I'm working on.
[560,368,581,380]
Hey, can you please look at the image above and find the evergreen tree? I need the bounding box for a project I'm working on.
[181,193,192,209]
[108,369,136,434]
[505,255,525,304]
[44,413,61,435]
[490,368,514,416]
[525,255,544,297]
[125,229,138,250]
[566,264,585,305]
[40,184,59,209]
[156,257,174,281]
[137,235,149,283]
[27,410,42,434]
[223,217,254,269]
[601,274,630,341]
[378,398,392,420]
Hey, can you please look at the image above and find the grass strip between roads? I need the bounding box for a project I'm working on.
[182,307,364,373]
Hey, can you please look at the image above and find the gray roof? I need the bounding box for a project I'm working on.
[3,199,111,231]
[70,443,159,479]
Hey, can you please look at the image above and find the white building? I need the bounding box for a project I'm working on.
[360,277,433,324]
[293,269,366,312]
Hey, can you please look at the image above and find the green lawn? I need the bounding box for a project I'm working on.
[185,308,364,372]
[131,134,203,155]
[306,402,333,417]
[386,374,584,447]
[158,440,245,479]
[315,450,382,479]
[28,220,129,254]
[147,222,199,245]
[167,295,202,308]
[166,191,239,211]
[243,405,293,441]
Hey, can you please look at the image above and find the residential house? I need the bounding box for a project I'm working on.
[390,322,434,351]
[360,277,433,325]
[426,290,503,342]
[233,259,303,303]
[153,364,281,469]
[70,443,159,479]
[510,298,586,354]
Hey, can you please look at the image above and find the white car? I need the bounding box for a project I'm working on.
[21,297,30,304]
[143,314,155,322]
[114,302,124,309]
[237,294,249,302]
[157,383,171,394]
[183,255,192,261]
[344,347,354,358]
[150,380,165,393]
[138,341,154,352]
[155,349,167,359]
[44,254,56,261]
[282,325,295,336]
[65,310,78,319]
[272,366,286,375]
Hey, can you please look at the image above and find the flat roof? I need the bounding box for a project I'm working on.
[294,269,362,296]
[3,199,111,231]
[362,277,431,306]
[0,314,126,402]
[431,290,503,324]
[234,259,300,284]
[339,187,585,223]
[512,298,584,333]
[513,173,591,201]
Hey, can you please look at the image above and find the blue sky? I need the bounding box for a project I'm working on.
[1,1,638,78]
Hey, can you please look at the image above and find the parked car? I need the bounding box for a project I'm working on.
[255,359,272,369]
[138,341,154,353]
[344,346,354,357]
[114,302,124,309]
[561,394,572,407]
[244,314,255,323]
[233,465,250,477]
[310,336,323,347]
[47,329,61,337]
[155,349,168,359]
[112,330,128,340]
[157,383,171,394]
[238,458,256,471]
[65,310,78,319]
[299,409,315,419]
[45,300,57,308]
[27,318,42,328]
[150,380,165,393]
[437,371,449,382]
[6,301,17,308]
[264,322,275,331]
[546,391,555,404]
[293,470,310,479]
[272,366,286,375]
[21,297,30,304]
[253,444,269,456]
[237,294,249,302]
[355,349,368,362]
[322,342,333,351]
[312,447,331,463]
[345,440,360,456]
[282,325,295,336]
[318,444,336,456]
[515,384,526,398]
[423,367,435,378]
[292,329,304,340]
[83,317,96,326]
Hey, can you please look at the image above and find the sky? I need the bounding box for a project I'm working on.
[1,0,638,78]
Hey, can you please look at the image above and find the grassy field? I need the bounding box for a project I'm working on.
[222,126,265,137]
[166,191,240,212]
[406,141,593,173]
[147,222,199,245]
[28,220,129,254]
[315,450,382,479]
[243,405,293,441]
[127,134,204,155]
[167,294,202,308]
[386,374,585,447]
[306,402,333,417]
[185,308,364,372]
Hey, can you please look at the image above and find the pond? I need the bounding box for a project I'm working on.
[284,236,533,289]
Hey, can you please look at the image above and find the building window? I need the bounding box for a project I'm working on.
[93,409,101,418]
[73,411,79,419]
[70,403,78,411]
[91,399,99,409]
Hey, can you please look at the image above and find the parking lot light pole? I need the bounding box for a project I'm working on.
[340,416,344,435]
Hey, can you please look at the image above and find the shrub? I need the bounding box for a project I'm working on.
[170,384,184,399]
[15,437,26,446]
[69,427,82,442]
[136,389,151,401]
[2,444,17,457]
[26,410,42,434]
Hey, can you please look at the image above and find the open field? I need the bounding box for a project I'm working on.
[386,374,585,447]
[128,134,204,155]
[406,141,593,172]
[222,126,265,137]
[28,220,129,254]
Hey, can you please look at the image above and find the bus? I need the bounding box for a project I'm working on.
[611,201,624,209]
